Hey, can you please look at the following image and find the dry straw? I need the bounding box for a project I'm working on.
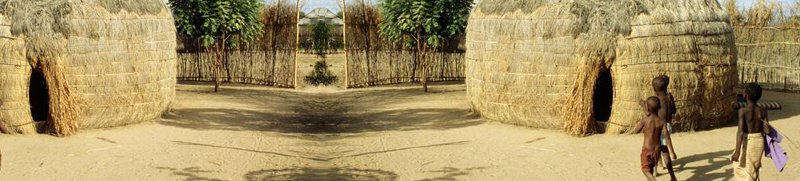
[467,0,738,136]
[1,0,82,136]
[0,0,174,136]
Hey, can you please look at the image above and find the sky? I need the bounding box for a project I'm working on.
[301,0,342,13]
[737,0,796,7]
[264,0,379,13]
[266,0,799,13]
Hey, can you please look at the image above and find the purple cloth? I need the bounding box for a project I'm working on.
[764,126,788,172]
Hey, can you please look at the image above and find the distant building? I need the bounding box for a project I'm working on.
[299,8,344,26]
[299,8,344,53]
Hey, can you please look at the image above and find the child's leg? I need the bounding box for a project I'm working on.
[642,169,657,181]
[665,158,678,181]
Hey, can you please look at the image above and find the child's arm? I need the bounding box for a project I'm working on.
[732,110,745,162]
[663,124,677,160]
[0,121,8,134]
[639,99,646,109]
[669,94,677,115]
[634,118,646,133]
[762,107,770,136]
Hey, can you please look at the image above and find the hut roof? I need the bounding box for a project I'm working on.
[0,0,176,136]
[465,0,738,136]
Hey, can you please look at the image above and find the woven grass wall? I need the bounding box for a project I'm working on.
[466,0,738,136]
[0,13,34,133]
[0,0,176,135]
[735,27,800,91]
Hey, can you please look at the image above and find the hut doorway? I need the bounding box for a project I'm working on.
[593,69,613,123]
[29,69,50,125]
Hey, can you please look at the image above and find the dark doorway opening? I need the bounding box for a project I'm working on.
[593,69,613,122]
[29,69,50,125]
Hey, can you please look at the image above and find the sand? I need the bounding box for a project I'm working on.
[1,83,799,180]
[296,53,347,91]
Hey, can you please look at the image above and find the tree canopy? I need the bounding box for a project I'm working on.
[169,0,263,92]
[378,0,473,49]
[312,20,332,57]
[169,0,263,48]
[378,0,473,92]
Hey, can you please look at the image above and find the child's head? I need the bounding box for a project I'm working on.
[744,83,763,102]
[647,96,661,114]
[652,76,668,92]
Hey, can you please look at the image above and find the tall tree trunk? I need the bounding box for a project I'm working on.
[361,1,372,85]
[213,35,227,92]
[210,45,220,92]
[224,50,231,82]
[270,7,280,86]
[196,42,202,81]
[421,44,429,93]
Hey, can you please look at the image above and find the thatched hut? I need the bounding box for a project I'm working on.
[0,0,176,136]
[465,0,739,136]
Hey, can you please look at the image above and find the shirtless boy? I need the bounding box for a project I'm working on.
[635,96,677,181]
[653,76,678,168]
[732,83,769,180]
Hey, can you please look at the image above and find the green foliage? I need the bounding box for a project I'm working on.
[378,0,473,48]
[169,0,263,48]
[378,0,473,92]
[312,20,332,57]
[304,60,338,86]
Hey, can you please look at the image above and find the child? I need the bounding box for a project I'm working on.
[732,83,769,180]
[635,96,677,181]
[653,76,678,168]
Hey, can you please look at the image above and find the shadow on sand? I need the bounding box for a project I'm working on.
[417,166,489,181]
[160,107,480,134]
[153,166,225,181]
[673,150,734,181]
[244,168,398,181]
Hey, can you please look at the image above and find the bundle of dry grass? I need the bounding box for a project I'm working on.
[0,0,176,136]
[465,0,738,136]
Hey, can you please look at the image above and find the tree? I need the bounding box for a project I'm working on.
[336,11,344,19]
[169,0,263,92]
[379,0,473,92]
[261,1,297,86]
[312,21,332,57]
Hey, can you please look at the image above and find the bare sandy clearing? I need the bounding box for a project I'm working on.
[0,83,798,180]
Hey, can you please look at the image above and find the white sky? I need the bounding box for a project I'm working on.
[265,0,800,13]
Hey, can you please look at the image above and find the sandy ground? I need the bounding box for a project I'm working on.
[1,83,799,180]
[295,53,347,91]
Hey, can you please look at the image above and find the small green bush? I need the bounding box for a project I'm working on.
[304,60,338,86]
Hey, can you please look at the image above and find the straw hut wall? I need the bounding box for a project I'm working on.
[465,0,739,136]
[0,0,176,136]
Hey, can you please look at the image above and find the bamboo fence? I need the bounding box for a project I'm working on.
[735,26,800,92]
[346,50,465,88]
[177,50,296,88]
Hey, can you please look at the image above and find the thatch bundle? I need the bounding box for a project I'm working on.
[0,0,176,136]
[466,0,738,136]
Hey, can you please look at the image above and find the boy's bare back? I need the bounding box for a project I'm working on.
[640,114,665,149]
[739,105,767,134]
[635,97,667,150]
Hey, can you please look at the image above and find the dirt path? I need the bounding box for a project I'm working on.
[295,53,347,91]
[1,84,799,180]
